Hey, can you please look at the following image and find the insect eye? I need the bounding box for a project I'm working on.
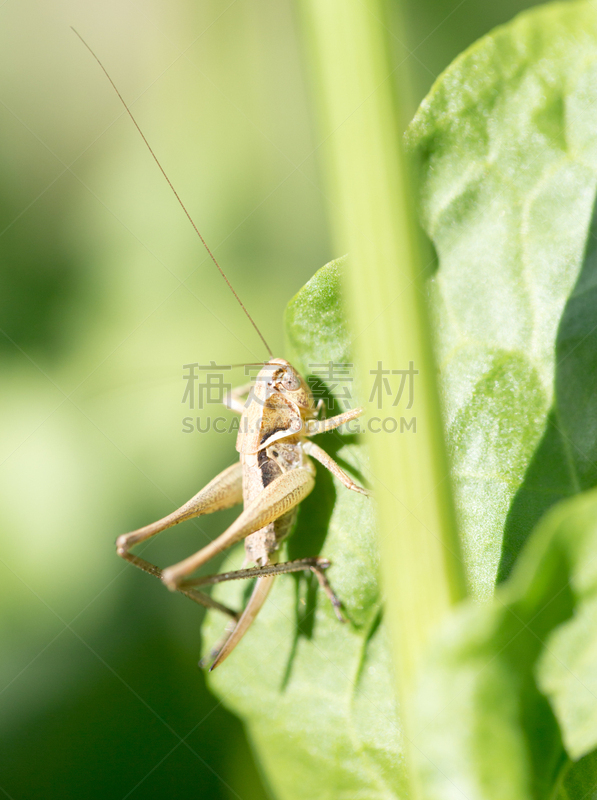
[281,371,300,391]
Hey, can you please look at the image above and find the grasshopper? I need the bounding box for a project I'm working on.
[74,31,367,669]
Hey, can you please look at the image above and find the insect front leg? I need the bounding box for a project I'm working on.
[303,441,368,496]
[161,467,316,589]
[304,406,364,435]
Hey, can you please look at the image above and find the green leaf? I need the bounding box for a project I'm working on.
[285,256,352,372]
[410,488,597,800]
[203,1,597,795]
[399,4,597,792]
[202,259,406,800]
[557,751,597,800]
[406,0,597,599]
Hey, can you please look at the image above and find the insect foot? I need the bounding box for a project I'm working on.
[307,557,346,623]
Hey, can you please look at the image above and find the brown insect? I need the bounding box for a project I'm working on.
[73,30,367,670]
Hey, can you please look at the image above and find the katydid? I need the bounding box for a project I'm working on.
[73,29,367,670]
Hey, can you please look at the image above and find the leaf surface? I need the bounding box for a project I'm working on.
[406,0,597,598]
[203,259,406,800]
[411,488,597,799]
[402,2,597,796]
[204,1,597,796]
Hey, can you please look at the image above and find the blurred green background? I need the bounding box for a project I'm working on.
[0,0,543,797]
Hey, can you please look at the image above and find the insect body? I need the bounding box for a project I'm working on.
[74,30,367,669]
[117,359,366,668]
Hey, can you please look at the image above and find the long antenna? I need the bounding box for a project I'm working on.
[71,27,273,359]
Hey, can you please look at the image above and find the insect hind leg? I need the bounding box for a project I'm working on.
[161,468,315,590]
[184,555,346,623]
[120,551,239,619]
[116,461,243,556]
[198,556,345,671]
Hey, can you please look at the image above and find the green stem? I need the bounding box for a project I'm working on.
[302,0,467,788]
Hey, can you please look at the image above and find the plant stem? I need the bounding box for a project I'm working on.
[302,0,467,787]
